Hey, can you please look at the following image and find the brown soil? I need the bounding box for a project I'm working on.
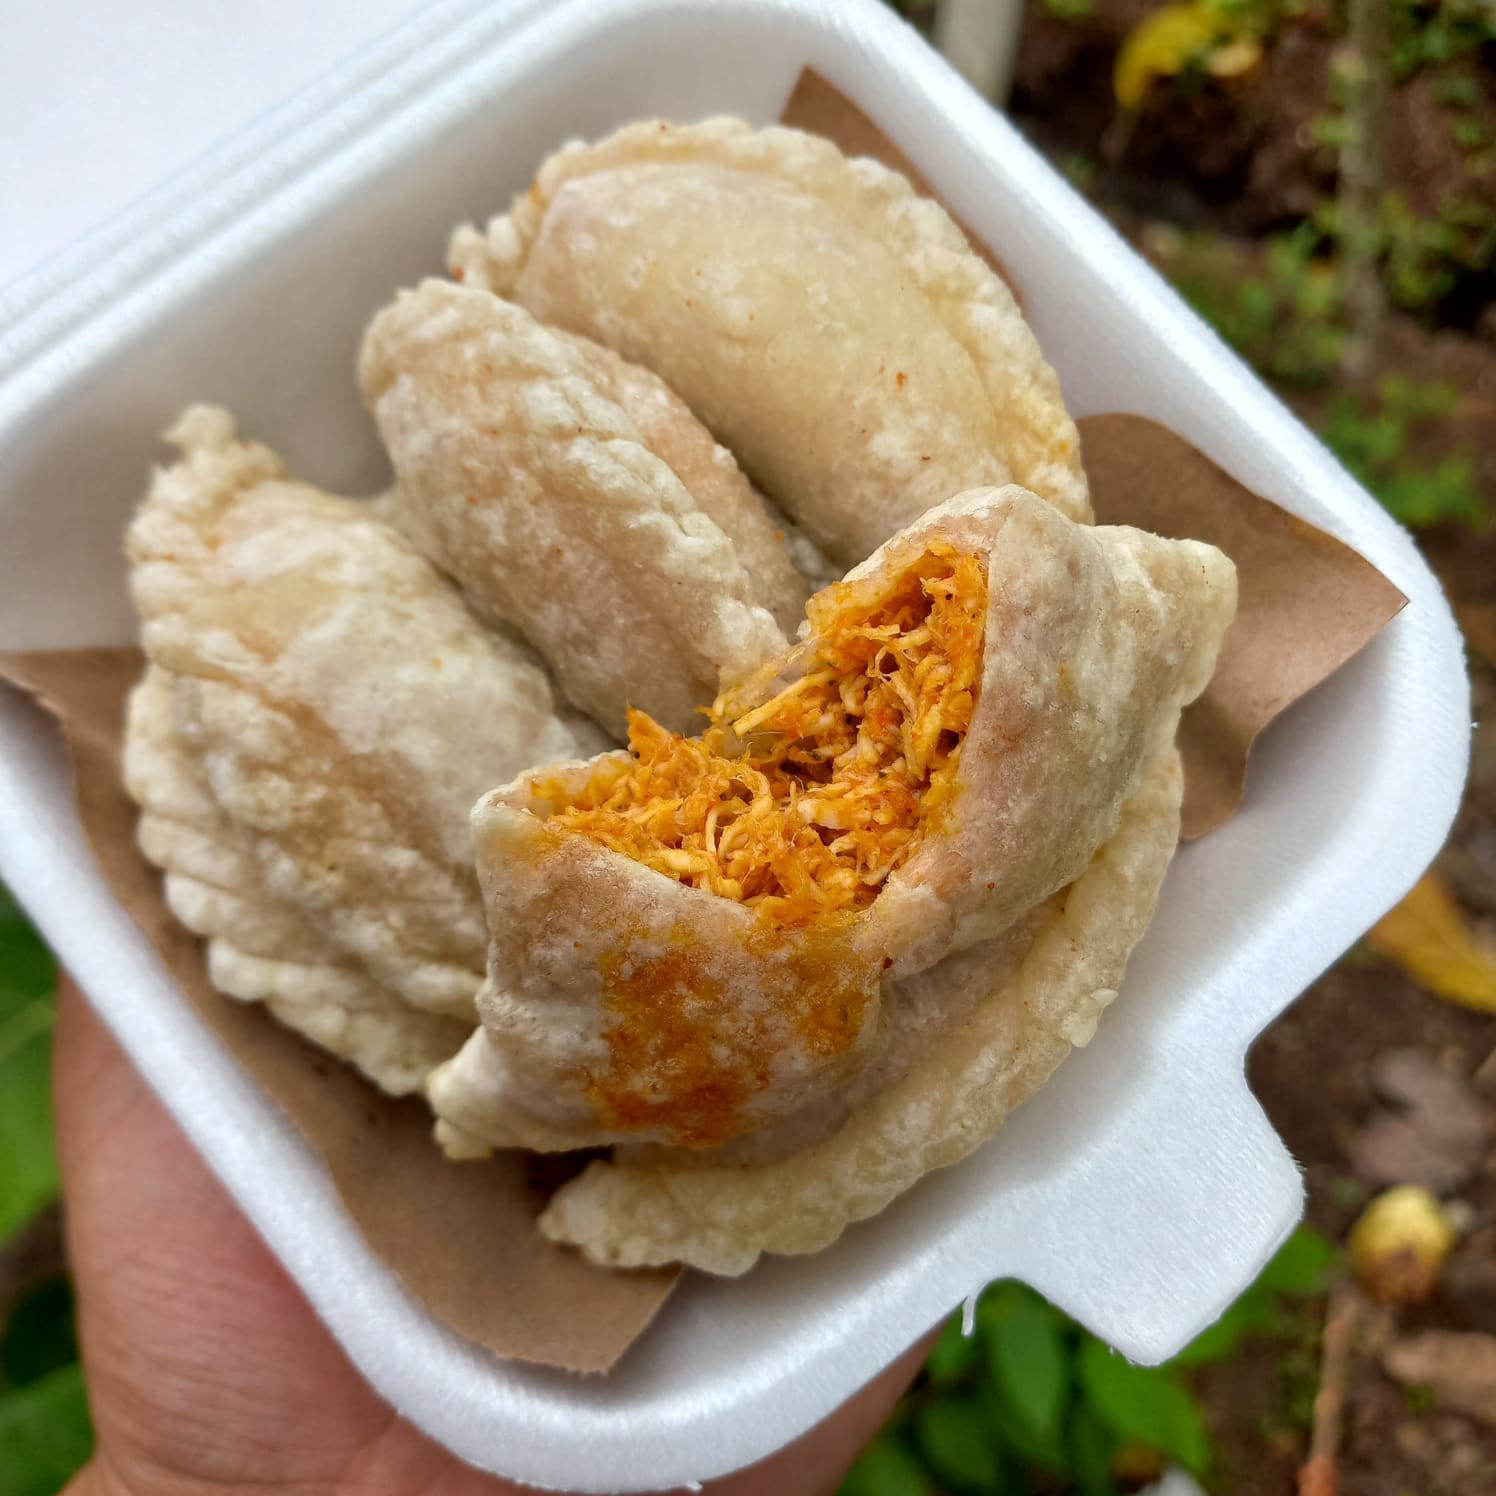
[1011,0,1496,335]
[1014,4,1337,231]
[1188,1332,1318,1496]
[1251,966,1496,1245]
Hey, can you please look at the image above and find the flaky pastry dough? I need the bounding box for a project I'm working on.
[125,406,602,1074]
[538,740,1182,1272]
[450,118,1090,565]
[360,280,802,735]
[126,667,469,1093]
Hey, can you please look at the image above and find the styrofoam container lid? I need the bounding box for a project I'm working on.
[0,0,1469,1488]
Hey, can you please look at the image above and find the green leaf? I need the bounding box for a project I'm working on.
[1171,1229,1333,1366]
[2,1278,79,1389]
[0,1364,94,1496]
[1380,376,1458,421]
[1069,1403,1121,1496]
[924,1312,978,1386]
[1041,0,1094,19]
[1256,1226,1336,1297]
[1170,1284,1274,1365]
[1077,1340,1210,1477]
[1378,456,1487,529]
[0,886,60,1243]
[984,1293,1068,1440]
[914,1397,1002,1491]
[0,893,57,1020]
[0,997,60,1244]
[979,1375,1071,1475]
[839,1431,932,1496]
[1433,73,1479,107]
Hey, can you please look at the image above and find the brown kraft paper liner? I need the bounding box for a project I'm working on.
[0,69,1408,1375]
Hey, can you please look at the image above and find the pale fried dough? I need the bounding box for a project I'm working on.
[428,489,1232,1161]
[126,667,469,1094]
[360,281,801,735]
[450,118,1090,564]
[538,743,1182,1273]
[126,406,603,1039]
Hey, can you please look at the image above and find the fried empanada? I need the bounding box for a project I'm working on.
[125,667,469,1094]
[360,280,802,735]
[428,771,890,1153]
[450,119,1090,566]
[538,742,1182,1272]
[126,406,604,1049]
[428,488,1234,1162]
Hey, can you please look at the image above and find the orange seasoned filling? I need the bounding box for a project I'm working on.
[543,543,988,927]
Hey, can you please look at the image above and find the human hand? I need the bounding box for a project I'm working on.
[52,977,931,1496]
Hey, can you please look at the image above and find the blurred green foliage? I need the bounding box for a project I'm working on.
[0,885,93,1494]
[0,888,59,1241]
[1320,376,1489,527]
[1371,192,1496,316]
[1390,0,1496,79]
[841,1227,1335,1494]
[0,1365,92,1496]
[1152,220,1489,534]
[1156,222,1349,386]
[1039,0,1096,21]
[1160,187,1496,386]
[1045,0,1496,330]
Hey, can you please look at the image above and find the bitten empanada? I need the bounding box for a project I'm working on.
[428,488,1234,1160]
[450,119,1090,566]
[126,406,604,1074]
[360,280,802,735]
[539,743,1183,1272]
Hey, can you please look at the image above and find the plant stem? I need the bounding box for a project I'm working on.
[1337,0,1390,376]
[1298,1278,1363,1496]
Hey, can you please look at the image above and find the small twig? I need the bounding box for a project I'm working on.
[1336,0,1390,376]
[1298,1277,1363,1496]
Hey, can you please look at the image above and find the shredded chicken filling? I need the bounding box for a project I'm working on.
[544,544,988,926]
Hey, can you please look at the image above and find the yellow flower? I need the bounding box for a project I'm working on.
[1114,5,1263,110]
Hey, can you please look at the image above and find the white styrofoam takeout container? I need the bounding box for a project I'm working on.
[0,0,1471,1487]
